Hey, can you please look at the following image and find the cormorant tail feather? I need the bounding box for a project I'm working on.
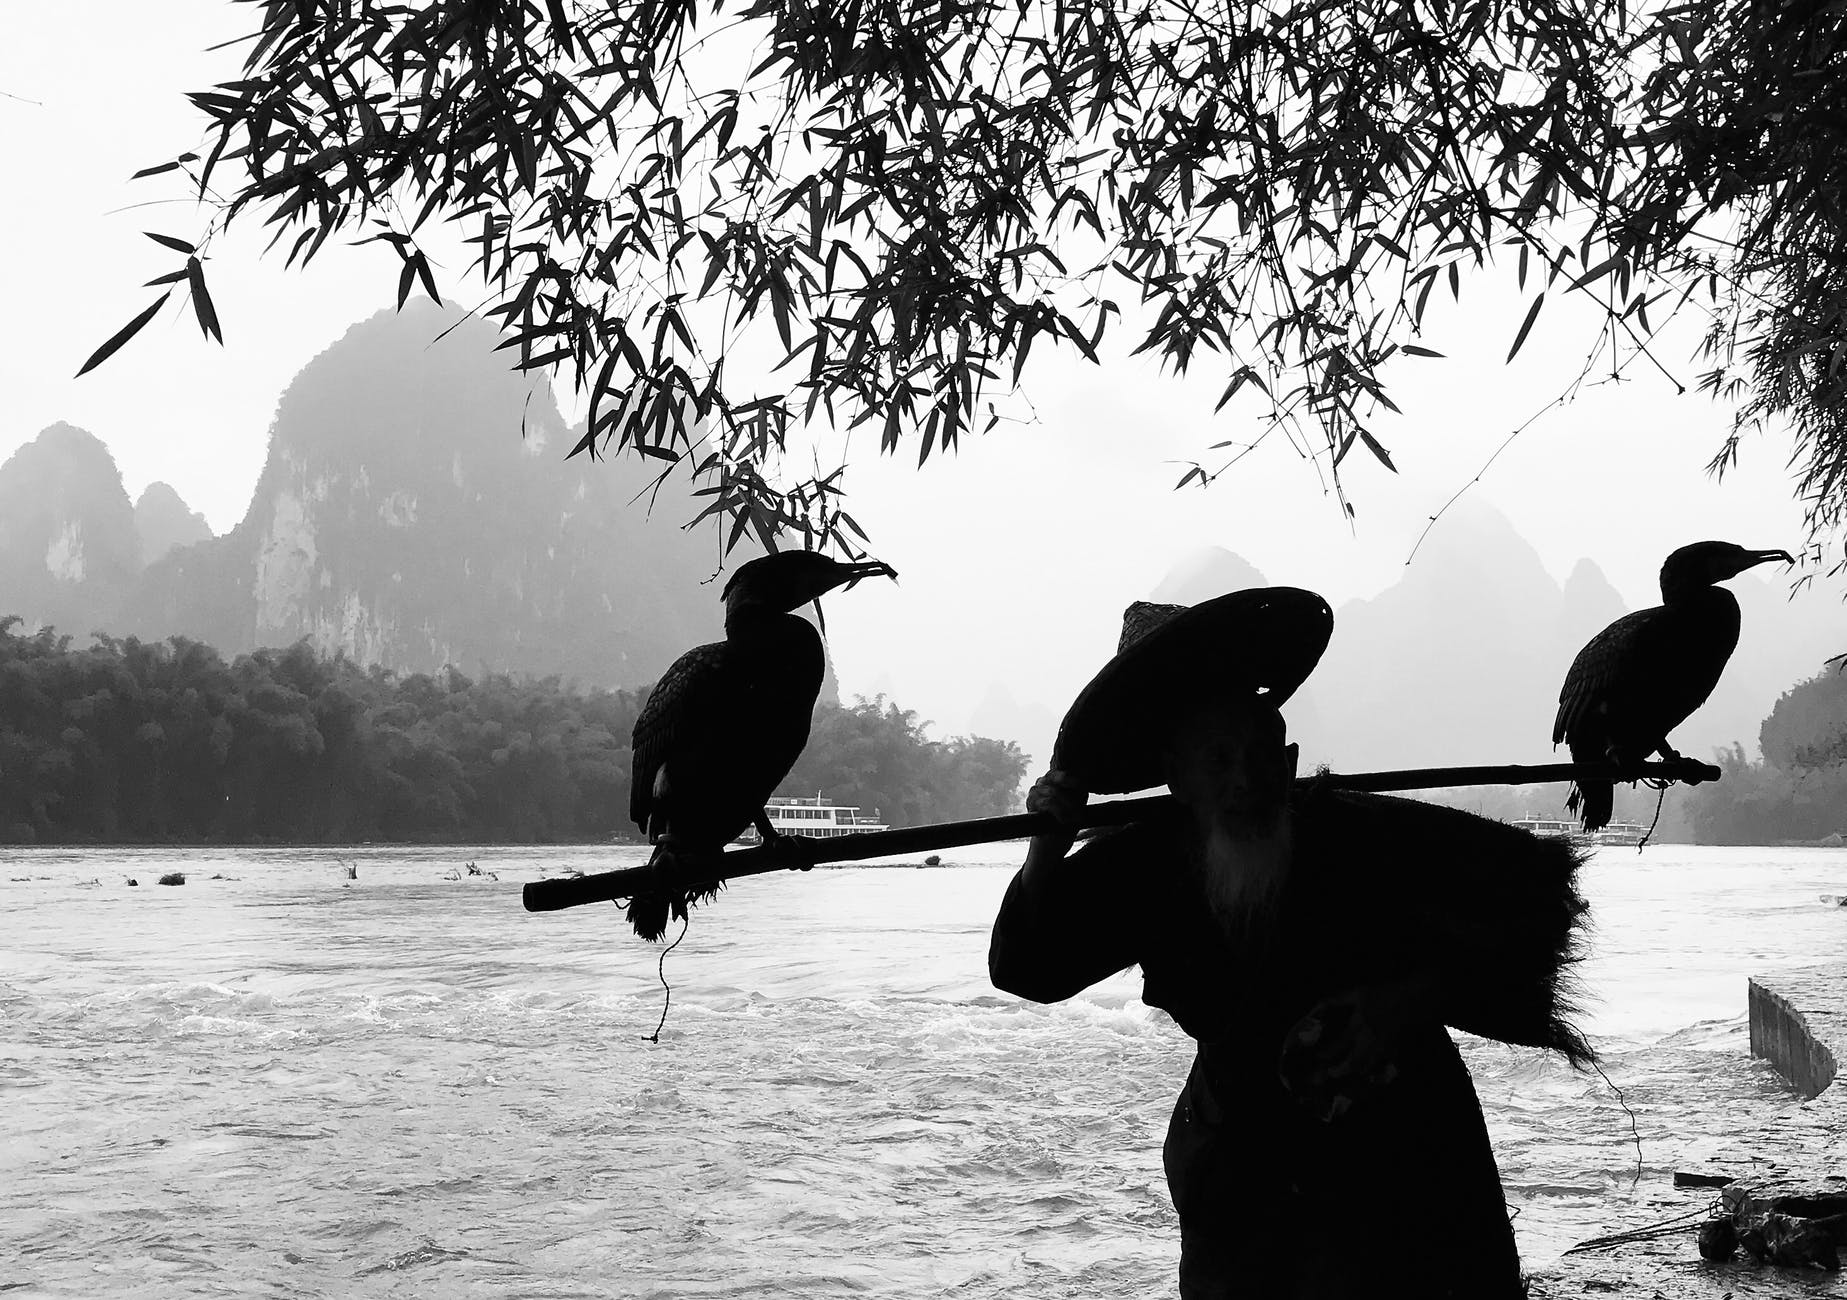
[627,894,670,943]
[625,845,728,942]
[1569,779,1613,832]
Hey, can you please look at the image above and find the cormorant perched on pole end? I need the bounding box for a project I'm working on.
[626,551,898,939]
[1553,541,1793,830]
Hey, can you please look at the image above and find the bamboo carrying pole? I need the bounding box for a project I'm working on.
[521,758,1720,914]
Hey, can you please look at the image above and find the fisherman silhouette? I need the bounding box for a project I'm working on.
[990,588,1594,1299]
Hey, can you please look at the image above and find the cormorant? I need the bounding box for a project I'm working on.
[1553,540,1793,829]
[627,550,897,939]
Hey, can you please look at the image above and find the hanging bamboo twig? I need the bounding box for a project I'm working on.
[521,758,1720,914]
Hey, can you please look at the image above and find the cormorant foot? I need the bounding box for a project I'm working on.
[644,836,687,882]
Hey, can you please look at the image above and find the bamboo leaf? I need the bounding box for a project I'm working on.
[1413,272,1439,326]
[76,294,171,377]
[1359,430,1397,472]
[1507,293,1545,362]
[1214,367,1252,411]
[413,251,440,305]
[769,275,792,350]
[185,256,223,343]
[1567,254,1626,292]
[144,231,196,255]
[544,0,574,54]
[1333,429,1358,467]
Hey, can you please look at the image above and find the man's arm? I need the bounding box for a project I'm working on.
[988,772,1145,1003]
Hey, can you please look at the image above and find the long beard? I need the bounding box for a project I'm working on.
[1196,806,1294,941]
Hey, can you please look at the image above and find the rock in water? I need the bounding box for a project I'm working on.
[1697,1217,1737,1262]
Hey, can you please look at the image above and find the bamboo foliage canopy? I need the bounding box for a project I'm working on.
[97,0,1847,558]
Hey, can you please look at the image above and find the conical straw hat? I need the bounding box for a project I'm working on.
[1050,586,1333,793]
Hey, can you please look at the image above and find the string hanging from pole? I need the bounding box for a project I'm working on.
[642,914,690,1043]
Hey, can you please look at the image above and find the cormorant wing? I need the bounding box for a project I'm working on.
[630,638,731,836]
[1553,606,1706,755]
[1554,612,1638,747]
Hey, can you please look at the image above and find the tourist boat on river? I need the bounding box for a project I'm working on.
[1510,814,1650,846]
[733,795,891,844]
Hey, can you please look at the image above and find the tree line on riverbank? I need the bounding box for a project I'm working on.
[0,619,1027,845]
[1675,667,1847,846]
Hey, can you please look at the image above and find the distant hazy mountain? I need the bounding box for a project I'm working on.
[0,308,763,690]
[1557,557,1627,655]
[1298,501,1578,771]
[969,680,1058,770]
[1132,531,1571,777]
[133,482,213,566]
[8,317,1834,765]
[1148,546,1268,606]
[110,304,727,688]
[0,422,142,635]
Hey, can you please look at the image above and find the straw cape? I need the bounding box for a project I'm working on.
[1051,586,1334,794]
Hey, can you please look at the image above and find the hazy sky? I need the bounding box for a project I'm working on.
[3,3,1832,753]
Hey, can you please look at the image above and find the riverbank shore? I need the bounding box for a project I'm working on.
[1529,961,1847,1298]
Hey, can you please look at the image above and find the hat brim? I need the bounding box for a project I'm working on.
[1051,586,1333,794]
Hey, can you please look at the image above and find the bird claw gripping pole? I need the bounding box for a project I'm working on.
[1653,756,1719,788]
[521,758,1723,916]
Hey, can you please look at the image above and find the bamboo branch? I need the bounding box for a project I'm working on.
[521,758,1719,914]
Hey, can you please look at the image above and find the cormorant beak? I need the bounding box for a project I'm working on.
[1740,548,1796,575]
[838,559,899,591]
[809,559,896,638]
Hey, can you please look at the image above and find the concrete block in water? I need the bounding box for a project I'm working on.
[1748,968,1843,1101]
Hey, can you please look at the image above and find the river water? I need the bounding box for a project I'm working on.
[4,841,1844,1297]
